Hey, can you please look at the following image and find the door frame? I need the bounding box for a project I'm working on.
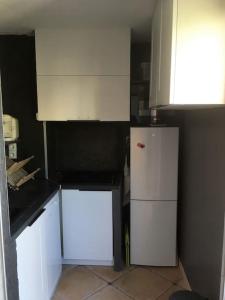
[0,74,19,300]
[0,76,8,300]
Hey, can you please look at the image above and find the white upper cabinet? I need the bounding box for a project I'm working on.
[37,75,129,121]
[150,0,225,107]
[36,29,130,76]
[149,0,162,107]
[35,28,130,121]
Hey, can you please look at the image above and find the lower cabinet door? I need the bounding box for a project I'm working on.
[130,200,177,266]
[62,190,113,264]
[43,193,62,299]
[16,215,47,300]
[16,192,62,300]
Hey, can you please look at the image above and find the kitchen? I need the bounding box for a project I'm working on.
[0,0,225,300]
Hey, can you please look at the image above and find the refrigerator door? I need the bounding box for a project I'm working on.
[131,127,179,201]
[130,200,177,266]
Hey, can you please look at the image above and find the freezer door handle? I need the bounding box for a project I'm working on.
[137,142,145,149]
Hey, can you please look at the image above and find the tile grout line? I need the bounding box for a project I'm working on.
[84,266,136,299]
[155,284,177,300]
[84,266,109,283]
[59,266,108,300]
[141,266,184,286]
[54,265,185,300]
[62,265,78,274]
[82,283,108,300]
[110,266,137,284]
[85,265,137,285]
[112,267,180,300]
[112,284,135,299]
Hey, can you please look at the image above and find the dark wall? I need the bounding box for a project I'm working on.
[0,35,45,177]
[47,122,129,181]
[178,108,225,300]
[131,42,150,82]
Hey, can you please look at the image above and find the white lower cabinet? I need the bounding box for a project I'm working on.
[62,190,113,265]
[42,194,62,298]
[16,214,47,300]
[16,192,62,300]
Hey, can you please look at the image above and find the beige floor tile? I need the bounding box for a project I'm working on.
[87,286,132,300]
[62,264,77,273]
[176,278,191,291]
[148,267,183,284]
[113,268,173,300]
[157,285,184,300]
[52,266,107,300]
[87,266,134,283]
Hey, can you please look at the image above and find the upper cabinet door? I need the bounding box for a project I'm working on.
[157,0,175,106]
[173,0,225,105]
[150,0,225,107]
[149,0,162,107]
[35,28,130,121]
[35,29,130,76]
[36,75,130,121]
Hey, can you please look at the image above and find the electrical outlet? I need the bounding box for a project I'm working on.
[9,143,17,159]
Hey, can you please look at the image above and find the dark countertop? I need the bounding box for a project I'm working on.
[8,173,124,271]
[8,179,59,239]
[59,171,123,191]
[61,183,121,191]
[8,173,122,239]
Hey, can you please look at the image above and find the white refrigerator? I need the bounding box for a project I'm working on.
[130,127,179,266]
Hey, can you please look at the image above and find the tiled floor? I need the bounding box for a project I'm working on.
[52,265,189,300]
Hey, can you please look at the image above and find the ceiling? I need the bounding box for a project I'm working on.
[0,0,156,41]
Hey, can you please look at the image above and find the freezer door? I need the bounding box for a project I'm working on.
[131,127,179,201]
[130,200,177,266]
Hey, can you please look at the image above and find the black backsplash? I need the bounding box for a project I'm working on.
[0,35,45,178]
[47,122,130,182]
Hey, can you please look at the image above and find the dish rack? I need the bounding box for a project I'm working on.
[6,156,40,190]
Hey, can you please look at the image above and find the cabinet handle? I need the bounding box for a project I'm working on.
[28,208,46,227]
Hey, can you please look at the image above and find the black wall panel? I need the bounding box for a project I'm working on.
[47,122,129,182]
[178,108,225,300]
[0,35,45,177]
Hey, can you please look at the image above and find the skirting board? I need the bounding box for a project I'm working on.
[62,259,114,266]
[179,260,192,291]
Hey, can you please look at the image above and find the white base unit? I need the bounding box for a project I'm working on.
[62,190,113,265]
[62,259,113,266]
[16,214,47,300]
[16,192,62,300]
[130,200,177,266]
[43,194,62,299]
